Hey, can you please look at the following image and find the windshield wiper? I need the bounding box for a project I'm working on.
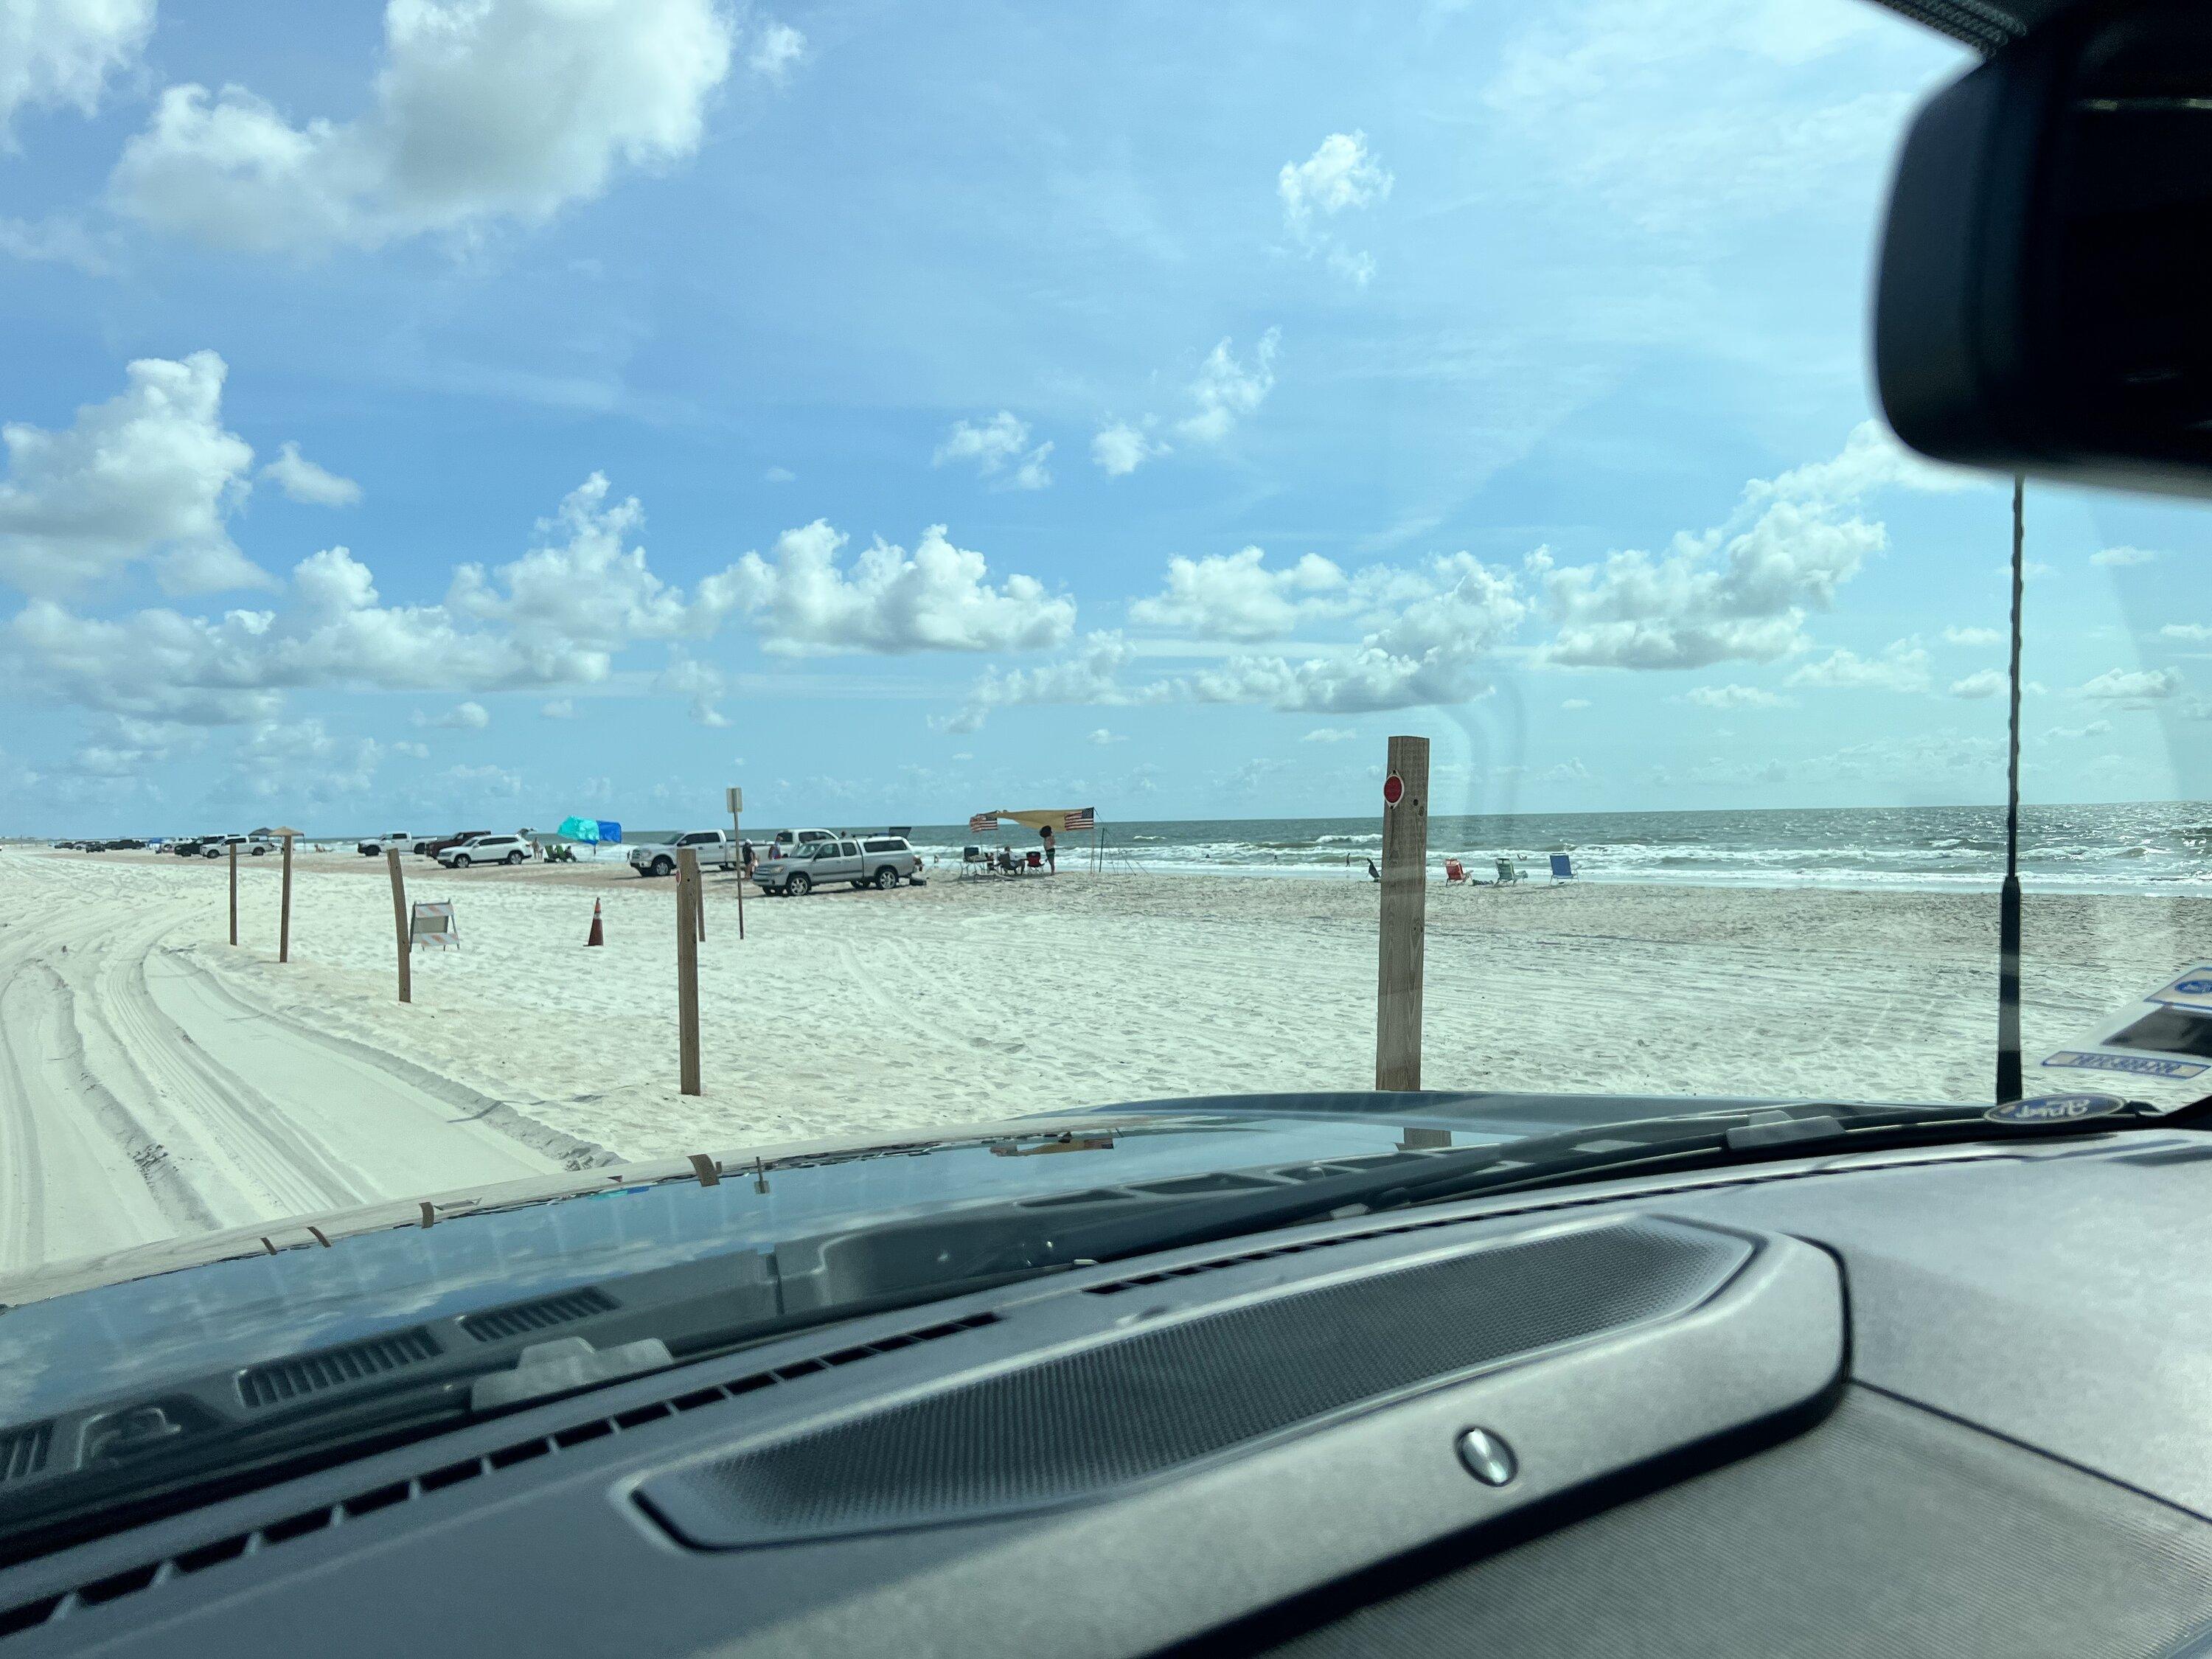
[974,1096,2199,1276]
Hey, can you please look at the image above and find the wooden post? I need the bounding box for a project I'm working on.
[677,846,702,1096]
[387,849,411,1004]
[694,858,707,943]
[1375,734,1429,1091]
[229,841,238,946]
[278,835,293,964]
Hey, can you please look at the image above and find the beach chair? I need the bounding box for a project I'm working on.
[1026,850,1044,872]
[1495,858,1523,886]
[1549,853,1574,883]
[1443,858,1467,886]
[961,845,987,880]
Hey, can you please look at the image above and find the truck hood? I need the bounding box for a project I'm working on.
[0,1088,1834,1430]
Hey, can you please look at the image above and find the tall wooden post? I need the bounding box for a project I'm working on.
[677,847,702,1096]
[386,848,411,1004]
[278,835,293,964]
[228,841,238,946]
[1375,735,1429,1091]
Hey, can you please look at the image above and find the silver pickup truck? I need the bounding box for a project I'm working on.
[754,834,920,895]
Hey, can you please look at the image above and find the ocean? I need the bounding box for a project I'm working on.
[894,802,2212,895]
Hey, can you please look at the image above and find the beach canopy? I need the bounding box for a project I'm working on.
[556,816,622,844]
[969,807,1096,835]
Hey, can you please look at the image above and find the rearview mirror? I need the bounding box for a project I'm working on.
[1877,1,2212,496]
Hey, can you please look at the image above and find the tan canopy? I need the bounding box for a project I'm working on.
[972,807,1094,832]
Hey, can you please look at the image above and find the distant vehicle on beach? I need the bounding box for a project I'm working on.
[754,834,919,895]
[356,832,413,856]
[439,833,533,869]
[415,830,490,858]
[628,830,739,877]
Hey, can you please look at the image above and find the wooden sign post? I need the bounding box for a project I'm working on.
[1375,735,1429,1091]
[386,849,411,1004]
[677,846,703,1096]
[229,841,238,946]
[278,833,294,964]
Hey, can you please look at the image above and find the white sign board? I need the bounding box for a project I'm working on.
[410,900,458,951]
[726,785,743,814]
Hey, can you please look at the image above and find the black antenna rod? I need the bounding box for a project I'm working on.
[1997,476,2025,1102]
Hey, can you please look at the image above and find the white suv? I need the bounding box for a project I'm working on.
[439,833,533,868]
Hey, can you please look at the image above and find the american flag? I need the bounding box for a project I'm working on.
[968,812,998,835]
[1064,807,1095,832]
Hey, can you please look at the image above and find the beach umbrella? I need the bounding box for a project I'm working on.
[557,815,601,843]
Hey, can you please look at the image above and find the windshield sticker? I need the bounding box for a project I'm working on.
[2147,970,2212,1014]
[2042,1050,2207,1079]
[1986,1093,2127,1125]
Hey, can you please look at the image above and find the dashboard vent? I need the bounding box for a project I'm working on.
[459,1287,618,1343]
[0,1424,51,1486]
[0,1310,998,1645]
[238,1329,442,1408]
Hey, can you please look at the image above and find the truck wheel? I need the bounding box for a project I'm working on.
[873,866,898,890]
[651,855,674,877]
[504,850,524,865]
[453,854,471,869]
[787,872,812,896]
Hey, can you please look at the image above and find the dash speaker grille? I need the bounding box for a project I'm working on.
[640,1217,1748,1548]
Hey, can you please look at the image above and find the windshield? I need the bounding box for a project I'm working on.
[2,0,2208,1508]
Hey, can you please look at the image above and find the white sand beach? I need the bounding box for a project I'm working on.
[2,844,2205,1284]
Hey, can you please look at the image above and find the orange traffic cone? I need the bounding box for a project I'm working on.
[586,898,604,947]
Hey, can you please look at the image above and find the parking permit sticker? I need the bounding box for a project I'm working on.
[2147,969,2212,1013]
[2042,1050,2207,1079]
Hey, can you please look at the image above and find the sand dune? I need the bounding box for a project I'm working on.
[3,844,2205,1284]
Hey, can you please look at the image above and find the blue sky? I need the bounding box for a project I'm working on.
[1,0,2207,835]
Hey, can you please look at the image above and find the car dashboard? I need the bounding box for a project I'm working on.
[4,1132,2212,1658]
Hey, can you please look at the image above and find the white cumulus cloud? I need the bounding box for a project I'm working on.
[0,350,268,597]
[746,18,804,80]
[933,411,1052,490]
[109,0,737,254]
[1176,329,1279,445]
[1681,683,1787,709]
[414,699,489,728]
[2080,667,2184,703]
[1278,131,1391,282]
[1129,546,1346,641]
[1786,641,1931,693]
[1091,420,1166,477]
[711,520,1074,655]
[2091,546,2157,568]
[262,440,362,507]
[0,0,153,145]
[1947,669,2005,700]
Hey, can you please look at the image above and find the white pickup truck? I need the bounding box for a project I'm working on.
[627,830,739,878]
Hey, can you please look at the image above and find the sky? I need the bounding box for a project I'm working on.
[2,0,2209,836]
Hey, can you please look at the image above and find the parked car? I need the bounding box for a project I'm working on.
[754,834,919,895]
[417,830,490,858]
[627,830,738,878]
[439,833,534,869]
[357,832,413,856]
[167,838,205,857]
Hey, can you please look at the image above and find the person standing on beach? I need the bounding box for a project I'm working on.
[1041,824,1057,874]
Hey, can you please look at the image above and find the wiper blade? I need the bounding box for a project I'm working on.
[990,1097,2181,1275]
